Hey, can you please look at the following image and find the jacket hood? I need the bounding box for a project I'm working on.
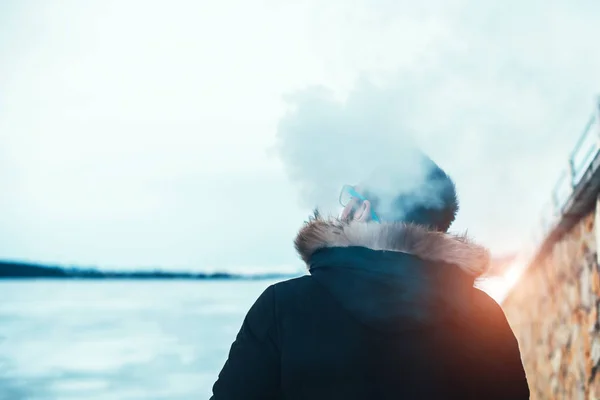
[294,213,491,332]
[295,213,490,277]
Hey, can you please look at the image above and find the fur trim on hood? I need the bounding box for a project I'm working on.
[295,213,491,277]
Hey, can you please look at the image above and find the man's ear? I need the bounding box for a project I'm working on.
[355,200,372,222]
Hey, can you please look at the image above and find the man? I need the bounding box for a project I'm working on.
[211,153,529,399]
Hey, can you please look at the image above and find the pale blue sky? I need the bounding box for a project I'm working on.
[1,0,599,272]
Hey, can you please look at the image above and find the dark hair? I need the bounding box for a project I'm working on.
[362,158,458,232]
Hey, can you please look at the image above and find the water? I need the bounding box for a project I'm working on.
[0,280,280,400]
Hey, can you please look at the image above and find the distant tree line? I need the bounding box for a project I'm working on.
[0,261,297,280]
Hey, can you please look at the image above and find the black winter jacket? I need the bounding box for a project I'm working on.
[212,217,529,399]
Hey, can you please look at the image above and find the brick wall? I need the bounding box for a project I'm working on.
[502,211,598,399]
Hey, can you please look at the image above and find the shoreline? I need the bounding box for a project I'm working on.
[0,261,300,281]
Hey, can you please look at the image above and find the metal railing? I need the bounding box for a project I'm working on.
[492,97,600,303]
[536,100,600,245]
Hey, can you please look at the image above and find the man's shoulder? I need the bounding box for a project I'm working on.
[267,274,329,312]
[270,275,316,297]
[470,287,508,320]
[466,287,518,344]
[271,274,312,288]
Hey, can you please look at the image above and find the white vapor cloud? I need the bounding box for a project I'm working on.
[277,0,600,252]
[275,80,456,225]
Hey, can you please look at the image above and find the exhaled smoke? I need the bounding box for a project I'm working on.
[275,78,456,226]
[358,154,457,228]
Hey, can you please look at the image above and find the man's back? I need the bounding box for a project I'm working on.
[272,276,527,399]
[212,219,529,399]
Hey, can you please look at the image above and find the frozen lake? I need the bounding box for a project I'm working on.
[0,280,281,400]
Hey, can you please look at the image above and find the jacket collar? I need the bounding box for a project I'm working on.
[295,212,491,277]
